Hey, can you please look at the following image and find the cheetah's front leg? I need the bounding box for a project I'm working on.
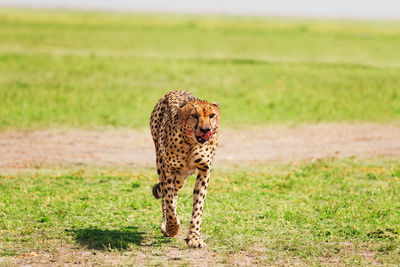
[186,169,210,248]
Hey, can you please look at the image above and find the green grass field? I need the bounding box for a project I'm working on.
[1,159,400,265]
[0,8,400,130]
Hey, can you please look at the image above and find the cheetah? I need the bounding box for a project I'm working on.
[150,90,219,248]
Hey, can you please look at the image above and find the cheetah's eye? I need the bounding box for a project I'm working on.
[191,114,198,119]
[209,114,215,118]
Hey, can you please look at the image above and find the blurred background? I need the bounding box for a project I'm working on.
[3,0,400,19]
[0,0,399,130]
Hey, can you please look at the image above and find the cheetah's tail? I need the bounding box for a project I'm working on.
[152,183,162,199]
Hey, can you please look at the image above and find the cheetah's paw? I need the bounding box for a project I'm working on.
[166,221,180,237]
[161,217,180,237]
[185,232,206,248]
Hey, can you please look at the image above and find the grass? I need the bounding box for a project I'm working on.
[1,8,400,130]
[1,158,400,265]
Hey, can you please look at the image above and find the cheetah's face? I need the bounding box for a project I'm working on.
[178,100,219,144]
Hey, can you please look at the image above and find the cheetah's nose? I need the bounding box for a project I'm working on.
[199,127,211,134]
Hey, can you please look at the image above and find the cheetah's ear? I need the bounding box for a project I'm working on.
[212,102,219,108]
[176,106,190,120]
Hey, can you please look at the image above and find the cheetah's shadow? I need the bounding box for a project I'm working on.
[67,226,170,250]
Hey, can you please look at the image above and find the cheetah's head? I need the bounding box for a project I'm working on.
[177,100,219,145]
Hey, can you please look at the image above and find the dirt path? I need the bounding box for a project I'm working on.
[1,123,399,170]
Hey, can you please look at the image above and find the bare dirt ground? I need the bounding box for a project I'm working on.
[1,123,399,170]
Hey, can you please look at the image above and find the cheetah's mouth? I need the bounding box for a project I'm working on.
[195,131,212,144]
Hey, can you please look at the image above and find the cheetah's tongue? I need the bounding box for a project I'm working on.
[202,131,212,140]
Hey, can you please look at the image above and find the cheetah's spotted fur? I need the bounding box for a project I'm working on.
[150,90,219,248]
